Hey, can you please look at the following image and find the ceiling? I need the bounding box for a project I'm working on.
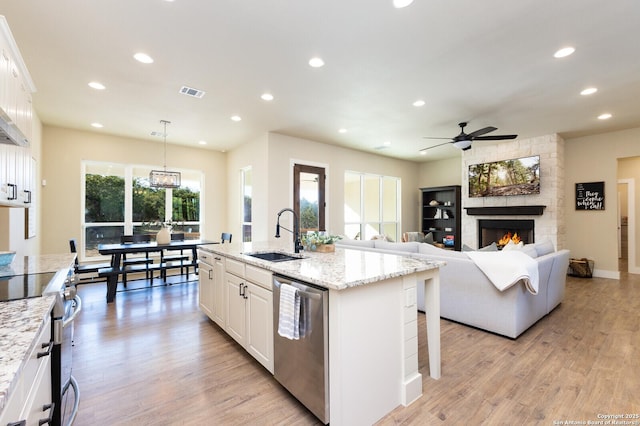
[2,0,639,162]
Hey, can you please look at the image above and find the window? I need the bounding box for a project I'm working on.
[242,167,252,242]
[82,161,202,259]
[344,171,400,241]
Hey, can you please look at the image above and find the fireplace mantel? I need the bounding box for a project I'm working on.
[464,205,546,216]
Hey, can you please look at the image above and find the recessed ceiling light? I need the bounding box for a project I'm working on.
[133,52,154,64]
[88,81,106,90]
[383,141,392,146]
[553,47,575,58]
[261,93,274,101]
[580,87,598,96]
[598,113,612,120]
[231,115,242,122]
[308,57,325,68]
[338,128,348,134]
[413,100,425,107]
[393,0,414,8]
[420,151,427,156]
[198,140,207,145]
[91,122,103,128]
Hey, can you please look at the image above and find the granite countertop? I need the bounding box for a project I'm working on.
[0,253,76,278]
[199,241,443,290]
[0,254,76,415]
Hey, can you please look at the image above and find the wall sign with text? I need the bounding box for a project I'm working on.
[575,181,605,210]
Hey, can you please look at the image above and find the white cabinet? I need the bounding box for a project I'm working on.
[197,250,225,328]
[224,258,274,373]
[0,314,53,426]
[0,16,34,146]
[0,142,33,206]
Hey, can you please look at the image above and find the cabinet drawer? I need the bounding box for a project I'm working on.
[198,250,214,267]
[225,257,245,277]
[246,265,272,290]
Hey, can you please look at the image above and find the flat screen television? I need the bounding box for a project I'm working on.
[468,155,540,197]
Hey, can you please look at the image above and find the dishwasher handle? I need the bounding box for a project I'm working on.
[273,278,323,300]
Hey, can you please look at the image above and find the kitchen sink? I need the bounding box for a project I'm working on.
[246,252,303,262]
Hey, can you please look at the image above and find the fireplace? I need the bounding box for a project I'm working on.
[478,219,534,248]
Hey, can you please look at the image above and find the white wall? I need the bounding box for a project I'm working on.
[226,132,421,245]
[564,127,640,277]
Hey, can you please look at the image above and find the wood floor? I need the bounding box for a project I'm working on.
[70,271,640,425]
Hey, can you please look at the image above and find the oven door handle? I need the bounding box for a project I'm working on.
[63,295,82,328]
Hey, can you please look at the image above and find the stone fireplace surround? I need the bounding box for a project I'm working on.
[461,134,565,250]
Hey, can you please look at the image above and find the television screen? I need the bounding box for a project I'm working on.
[468,155,540,197]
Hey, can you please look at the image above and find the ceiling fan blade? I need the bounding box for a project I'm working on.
[467,126,497,138]
[419,141,452,152]
[473,134,518,141]
[422,136,453,140]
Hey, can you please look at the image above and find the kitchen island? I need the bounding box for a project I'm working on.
[198,242,443,426]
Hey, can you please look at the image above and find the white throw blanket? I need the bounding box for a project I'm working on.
[466,250,539,294]
[278,283,301,339]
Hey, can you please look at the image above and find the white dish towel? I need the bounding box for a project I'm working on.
[278,283,301,340]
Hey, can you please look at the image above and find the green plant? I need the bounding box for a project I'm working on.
[301,231,341,246]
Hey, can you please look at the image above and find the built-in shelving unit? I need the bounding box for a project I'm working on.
[420,185,461,251]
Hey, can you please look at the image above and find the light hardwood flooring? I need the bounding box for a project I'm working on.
[70,272,640,425]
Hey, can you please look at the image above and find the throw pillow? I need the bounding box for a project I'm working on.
[502,240,524,251]
[520,244,539,258]
[479,242,498,252]
[534,240,555,257]
[424,232,434,245]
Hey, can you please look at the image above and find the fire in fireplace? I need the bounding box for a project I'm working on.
[478,219,534,248]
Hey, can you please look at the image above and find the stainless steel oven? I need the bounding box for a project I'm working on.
[0,268,81,426]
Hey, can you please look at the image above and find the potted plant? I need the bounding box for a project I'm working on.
[301,231,342,252]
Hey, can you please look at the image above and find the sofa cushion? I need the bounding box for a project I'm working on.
[337,239,375,248]
[374,240,420,253]
[418,243,469,259]
[534,240,555,257]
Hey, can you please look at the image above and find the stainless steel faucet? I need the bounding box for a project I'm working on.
[275,208,303,253]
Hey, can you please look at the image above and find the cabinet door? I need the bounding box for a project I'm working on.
[0,144,17,203]
[198,262,214,319]
[224,272,246,346]
[211,255,226,327]
[246,282,274,373]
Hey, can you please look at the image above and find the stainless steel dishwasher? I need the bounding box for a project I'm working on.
[273,274,329,424]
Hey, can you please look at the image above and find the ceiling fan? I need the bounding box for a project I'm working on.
[421,122,517,152]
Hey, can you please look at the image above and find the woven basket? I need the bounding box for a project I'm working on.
[568,258,594,278]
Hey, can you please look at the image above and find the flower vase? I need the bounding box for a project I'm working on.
[157,226,171,245]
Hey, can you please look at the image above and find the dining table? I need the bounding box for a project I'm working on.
[98,239,216,302]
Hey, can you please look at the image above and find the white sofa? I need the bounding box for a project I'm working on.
[336,239,570,338]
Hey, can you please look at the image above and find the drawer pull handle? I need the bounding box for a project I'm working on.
[37,341,53,358]
[38,402,55,425]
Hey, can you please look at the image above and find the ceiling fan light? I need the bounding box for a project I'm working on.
[452,140,472,150]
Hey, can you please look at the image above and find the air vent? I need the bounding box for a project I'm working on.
[179,86,205,98]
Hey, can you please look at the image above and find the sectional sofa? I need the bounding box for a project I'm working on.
[336,238,571,338]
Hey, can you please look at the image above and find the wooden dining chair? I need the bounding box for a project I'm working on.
[120,234,154,286]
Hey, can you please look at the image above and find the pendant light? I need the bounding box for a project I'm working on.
[149,120,181,188]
